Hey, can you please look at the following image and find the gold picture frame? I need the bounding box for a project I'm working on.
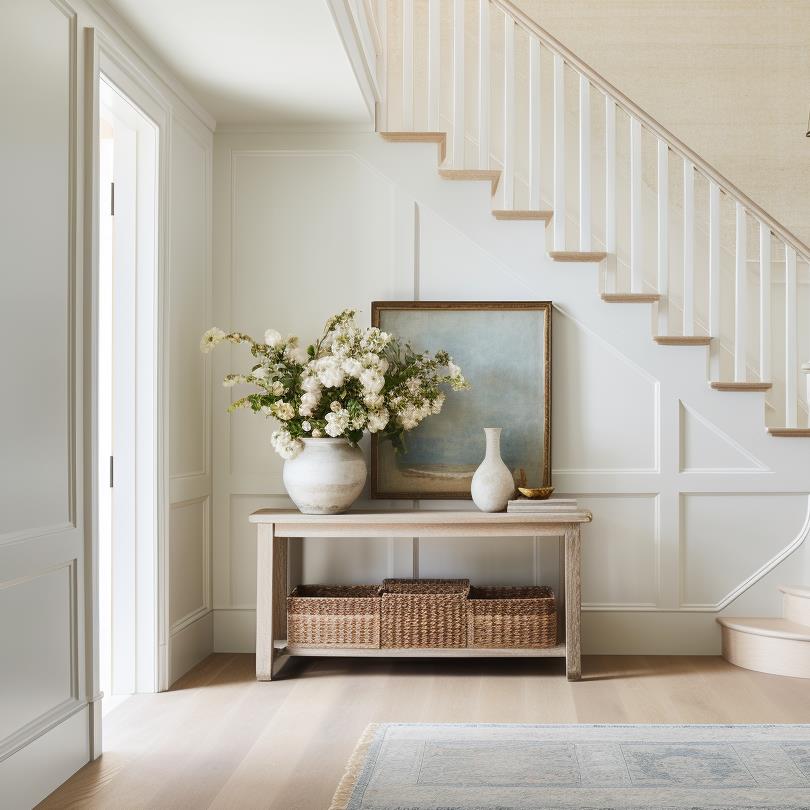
[371,300,552,499]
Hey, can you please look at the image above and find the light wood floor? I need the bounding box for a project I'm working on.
[40,654,810,810]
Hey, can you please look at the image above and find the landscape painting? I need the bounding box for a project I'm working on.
[371,301,551,499]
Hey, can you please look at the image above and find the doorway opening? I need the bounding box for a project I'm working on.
[97,75,160,714]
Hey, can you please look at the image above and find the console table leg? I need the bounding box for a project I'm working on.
[565,525,582,681]
[256,524,287,680]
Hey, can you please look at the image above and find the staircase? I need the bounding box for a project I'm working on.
[718,586,810,678]
[339,0,810,436]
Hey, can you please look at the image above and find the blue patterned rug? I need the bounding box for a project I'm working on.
[329,723,810,809]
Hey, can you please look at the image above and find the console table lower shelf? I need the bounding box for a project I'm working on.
[249,508,593,681]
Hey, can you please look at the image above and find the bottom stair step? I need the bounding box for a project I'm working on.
[717,616,810,678]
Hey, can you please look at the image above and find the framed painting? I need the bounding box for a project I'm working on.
[371,301,552,499]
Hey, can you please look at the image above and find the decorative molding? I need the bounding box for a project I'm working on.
[169,496,211,634]
[679,494,810,610]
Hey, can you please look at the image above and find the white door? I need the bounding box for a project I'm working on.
[0,1,91,806]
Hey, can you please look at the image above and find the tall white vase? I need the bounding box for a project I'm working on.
[283,438,366,514]
[470,427,515,512]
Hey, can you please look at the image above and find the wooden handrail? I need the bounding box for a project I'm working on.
[492,0,810,262]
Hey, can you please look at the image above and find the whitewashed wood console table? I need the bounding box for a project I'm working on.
[249,509,592,681]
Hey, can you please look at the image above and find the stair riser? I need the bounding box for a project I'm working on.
[783,592,810,626]
[721,626,810,678]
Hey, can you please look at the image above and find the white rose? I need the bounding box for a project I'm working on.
[359,368,384,395]
[251,365,268,379]
[299,391,320,416]
[264,328,283,348]
[301,375,321,393]
[363,393,384,410]
[311,428,323,438]
[367,408,389,433]
[200,327,226,353]
[341,358,363,377]
[313,357,345,388]
[301,420,312,432]
[330,401,342,412]
[269,381,286,396]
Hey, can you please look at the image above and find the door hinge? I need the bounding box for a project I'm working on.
[110,182,115,216]
[109,455,114,488]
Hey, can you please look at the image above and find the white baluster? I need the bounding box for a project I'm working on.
[683,160,694,336]
[402,0,414,130]
[478,0,489,168]
[579,76,590,251]
[759,224,771,382]
[452,0,465,166]
[553,53,565,250]
[604,98,616,292]
[803,363,810,417]
[785,246,798,427]
[734,202,747,381]
[630,117,642,293]
[708,182,720,378]
[427,0,440,132]
[657,140,668,335]
[502,15,515,209]
[528,37,541,210]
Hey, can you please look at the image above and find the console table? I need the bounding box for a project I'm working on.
[248,509,592,681]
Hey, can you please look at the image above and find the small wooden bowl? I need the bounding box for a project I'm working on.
[517,486,554,500]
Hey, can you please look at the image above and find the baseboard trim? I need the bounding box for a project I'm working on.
[169,609,214,687]
[0,704,89,810]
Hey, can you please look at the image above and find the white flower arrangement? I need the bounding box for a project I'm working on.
[201,309,469,459]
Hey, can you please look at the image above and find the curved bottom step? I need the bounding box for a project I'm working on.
[717,617,810,678]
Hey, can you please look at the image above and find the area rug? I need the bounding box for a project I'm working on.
[329,723,810,809]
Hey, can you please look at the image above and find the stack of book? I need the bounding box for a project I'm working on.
[506,497,579,514]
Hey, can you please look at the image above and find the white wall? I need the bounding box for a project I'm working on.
[211,130,810,656]
[0,0,212,805]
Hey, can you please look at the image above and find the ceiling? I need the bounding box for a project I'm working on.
[105,0,371,127]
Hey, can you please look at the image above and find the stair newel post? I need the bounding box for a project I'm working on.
[629,116,642,293]
[502,14,515,208]
[759,224,772,384]
[708,182,721,379]
[427,0,440,132]
[785,245,798,427]
[452,0,465,166]
[656,140,669,336]
[402,0,414,131]
[552,53,565,251]
[578,76,591,251]
[604,97,616,293]
[683,159,695,336]
[734,202,748,381]
[478,0,489,168]
[528,37,541,210]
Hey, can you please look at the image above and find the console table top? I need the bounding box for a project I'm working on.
[249,508,592,526]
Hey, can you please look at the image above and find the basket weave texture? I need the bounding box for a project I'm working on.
[287,585,381,648]
[467,585,556,648]
[381,578,470,648]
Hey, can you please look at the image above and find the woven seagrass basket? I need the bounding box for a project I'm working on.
[287,585,382,648]
[467,585,556,648]
[381,578,470,648]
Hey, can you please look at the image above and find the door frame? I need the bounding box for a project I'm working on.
[84,27,171,757]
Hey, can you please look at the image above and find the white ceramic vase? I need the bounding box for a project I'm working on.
[470,427,515,512]
[283,438,366,514]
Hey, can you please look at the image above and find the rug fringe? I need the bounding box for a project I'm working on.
[328,722,380,810]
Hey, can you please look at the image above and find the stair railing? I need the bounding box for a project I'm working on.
[375,0,809,430]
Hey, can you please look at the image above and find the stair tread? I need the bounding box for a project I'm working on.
[492,209,553,221]
[717,616,810,641]
[779,584,810,599]
[381,132,447,163]
[548,251,607,262]
[654,335,713,346]
[438,169,501,195]
[768,428,810,437]
[601,293,661,303]
[711,381,773,391]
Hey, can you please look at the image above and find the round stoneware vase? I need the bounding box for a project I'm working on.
[470,427,515,512]
[283,438,366,515]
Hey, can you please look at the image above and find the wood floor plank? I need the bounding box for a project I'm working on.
[40,654,810,809]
